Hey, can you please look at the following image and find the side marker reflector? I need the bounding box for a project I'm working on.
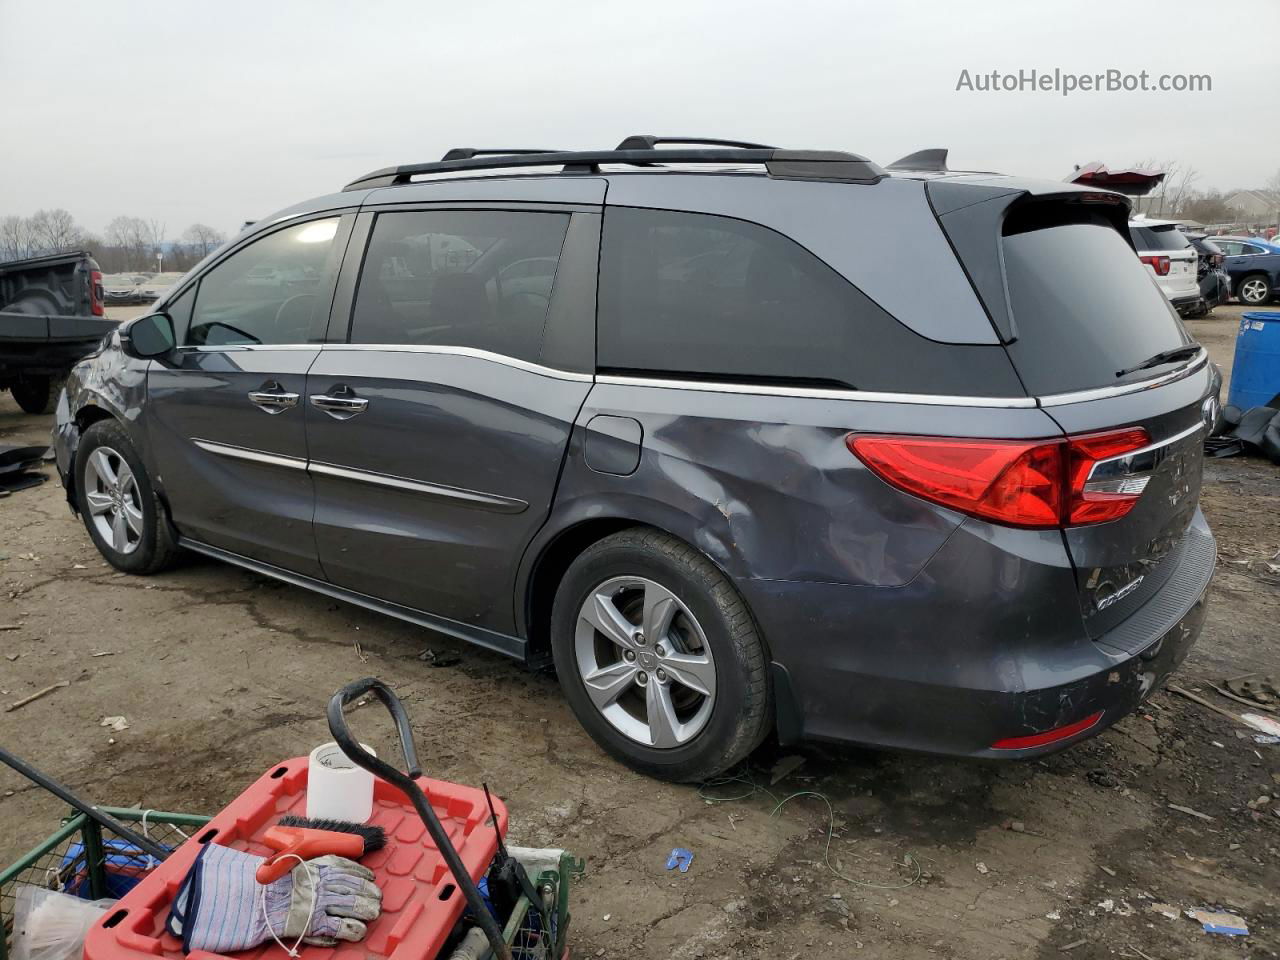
[991,710,1104,750]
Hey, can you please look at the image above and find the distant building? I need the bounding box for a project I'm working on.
[1224,189,1280,222]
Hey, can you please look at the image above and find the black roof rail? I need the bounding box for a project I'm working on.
[615,135,777,150]
[886,148,949,172]
[344,147,885,191]
[440,147,565,161]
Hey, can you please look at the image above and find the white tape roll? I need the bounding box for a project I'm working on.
[306,741,376,823]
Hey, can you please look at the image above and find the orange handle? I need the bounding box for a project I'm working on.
[255,826,366,884]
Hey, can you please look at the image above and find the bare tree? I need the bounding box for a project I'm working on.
[181,223,226,259]
[0,215,38,260]
[104,215,152,271]
[1179,189,1241,226]
[1128,159,1198,218]
[29,208,86,253]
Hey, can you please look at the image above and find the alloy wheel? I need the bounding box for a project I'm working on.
[83,446,144,555]
[574,576,717,748]
[1240,278,1269,304]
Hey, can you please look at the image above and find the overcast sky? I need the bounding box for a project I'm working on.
[2,0,1275,238]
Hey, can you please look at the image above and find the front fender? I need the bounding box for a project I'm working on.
[54,332,152,510]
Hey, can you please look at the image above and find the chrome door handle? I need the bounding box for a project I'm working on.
[247,386,299,414]
[310,391,369,420]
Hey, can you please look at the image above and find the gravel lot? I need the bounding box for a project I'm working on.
[2,305,1278,959]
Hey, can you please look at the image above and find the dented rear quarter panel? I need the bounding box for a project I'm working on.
[547,383,1067,587]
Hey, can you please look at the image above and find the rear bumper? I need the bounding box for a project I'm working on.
[1171,293,1206,317]
[745,510,1214,758]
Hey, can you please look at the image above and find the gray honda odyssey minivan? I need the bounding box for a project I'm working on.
[54,138,1216,781]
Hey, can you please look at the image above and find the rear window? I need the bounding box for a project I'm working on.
[1003,216,1190,395]
[596,206,1024,396]
[1128,224,1192,252]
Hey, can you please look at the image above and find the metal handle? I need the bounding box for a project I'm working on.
[247,386,299,414]
[310,390,368,419]
[327,679,511,960]
[0,747,171,862]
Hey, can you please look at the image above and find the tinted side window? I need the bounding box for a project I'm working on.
[600,207,855,384]
[597,206,1025,395]
[186,218,340,346]
[349,210,570,363]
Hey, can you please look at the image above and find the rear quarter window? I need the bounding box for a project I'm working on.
[596,206,1024,396]
[1003,214,1191,395]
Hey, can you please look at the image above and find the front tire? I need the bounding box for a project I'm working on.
[1237,274,1272,305]
[74,420,181,574]
[550,528,771,782]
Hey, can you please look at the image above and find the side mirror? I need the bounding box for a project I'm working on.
[122,313,175,359]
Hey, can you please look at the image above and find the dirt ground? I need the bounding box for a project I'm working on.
[2,305,1278,960]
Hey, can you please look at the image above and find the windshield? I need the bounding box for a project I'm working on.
[1002,218,1191,395]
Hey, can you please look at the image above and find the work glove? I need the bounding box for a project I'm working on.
[166,843,382,955]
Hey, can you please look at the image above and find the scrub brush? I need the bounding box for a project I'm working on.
[255,815,388,883]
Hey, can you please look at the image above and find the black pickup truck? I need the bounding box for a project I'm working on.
[1,251,117,414]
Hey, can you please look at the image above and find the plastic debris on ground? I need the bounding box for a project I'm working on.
[1186,908,1249,936]
[1211,393,1280,464]
[0,445,50,496]
[1242,713,1280,737]
[665,847,694,872]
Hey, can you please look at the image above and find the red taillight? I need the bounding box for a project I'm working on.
[1140,255,1170,276]
[90,269,105,316]
[846,428,1150,529]
[1065,428,1150,525]
[991,710,1104,750]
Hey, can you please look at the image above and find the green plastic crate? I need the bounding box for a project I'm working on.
[0,808,209,960]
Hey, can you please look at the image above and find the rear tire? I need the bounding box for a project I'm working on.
[11,376,62,415]
[550,527,771,782]
[1237,274,1272,305]
[74,419,181,574]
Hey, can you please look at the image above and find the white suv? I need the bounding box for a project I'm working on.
[1128,218,1201,317]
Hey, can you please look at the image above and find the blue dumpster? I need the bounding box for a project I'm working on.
[1228,312,1280,411]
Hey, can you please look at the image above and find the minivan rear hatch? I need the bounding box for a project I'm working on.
[936,188,1214,641]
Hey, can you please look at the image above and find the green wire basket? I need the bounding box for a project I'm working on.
[1,807,210,960]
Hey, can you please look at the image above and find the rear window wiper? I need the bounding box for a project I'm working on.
[1115,344,1200,378]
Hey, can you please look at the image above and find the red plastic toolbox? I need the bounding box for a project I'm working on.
[83,757,506,960]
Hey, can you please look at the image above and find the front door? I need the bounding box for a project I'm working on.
[146,214,352,576]
[305,196,601,635]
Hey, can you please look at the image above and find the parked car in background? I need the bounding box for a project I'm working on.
[1,251,117,413]
[1211,236,1280,305]
[1184,234,1231,313]
[1129,218,1201,316]
[136,273,185,302]
[103,273,144,304]
[54,139,1215,781]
